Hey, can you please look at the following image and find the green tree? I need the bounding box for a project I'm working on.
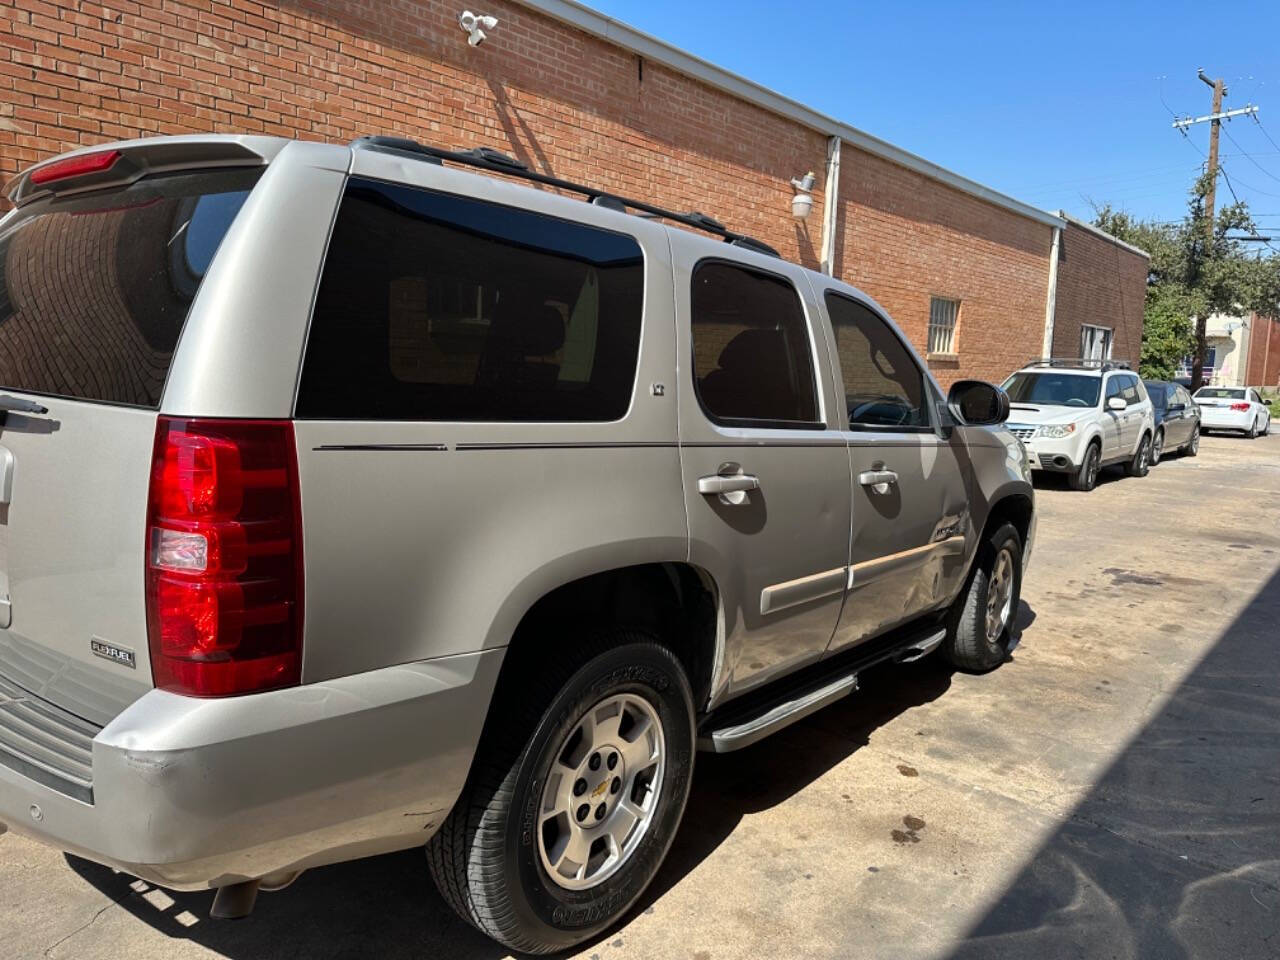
[1094,173,1280,386]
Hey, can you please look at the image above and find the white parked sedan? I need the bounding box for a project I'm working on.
[1193,386,1272,437]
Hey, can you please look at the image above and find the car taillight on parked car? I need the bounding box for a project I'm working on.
[1230,402,1251,411]
[145,418,304,696]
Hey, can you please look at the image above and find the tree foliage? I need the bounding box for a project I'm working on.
[1094,173,1280,384]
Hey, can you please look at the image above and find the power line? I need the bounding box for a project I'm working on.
[1220,123,1280,184]
[1253,115,1280,156]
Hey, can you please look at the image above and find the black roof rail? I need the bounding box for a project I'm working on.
[348,135,781,258]
[1023,357,1132,372]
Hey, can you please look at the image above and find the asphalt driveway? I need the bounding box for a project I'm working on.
[4,432,1279,960]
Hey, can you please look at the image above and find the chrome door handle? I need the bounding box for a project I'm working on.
[697,474,760,496]
[858,469,899,487]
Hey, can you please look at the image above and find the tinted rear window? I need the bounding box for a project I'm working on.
[296,178,645,422]
[0,168,262,408]
[690,260,819,428]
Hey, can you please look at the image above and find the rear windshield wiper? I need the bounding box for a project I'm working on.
[0,395,50,415]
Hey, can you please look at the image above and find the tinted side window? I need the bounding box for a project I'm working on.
[1105,376,1122,401]
[825,293,929,429]
[1121,375,1141,404]
[297,179,644,421]
[690,261,819,428]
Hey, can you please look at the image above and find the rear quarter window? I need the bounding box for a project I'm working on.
[295,178,645,422]
[0,168,262,408]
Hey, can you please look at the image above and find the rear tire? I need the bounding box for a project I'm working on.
[1184,424,1200,457]
[942,522,1022,672]
[427,632,695,955]
[1150,428,1164,466]
[1126,433,1151,477]
[1069,441,1101,492]
[1248,417,1259,439]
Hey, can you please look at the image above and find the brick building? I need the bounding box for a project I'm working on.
[0,0,1147,386]
[1245,313,1280,390]
[1050,214,1149,367]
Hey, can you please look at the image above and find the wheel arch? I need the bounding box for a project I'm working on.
[489,560,724,718]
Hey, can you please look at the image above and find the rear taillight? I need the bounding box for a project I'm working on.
[145,418,303,697]
[29,149,121,185]
[1230,402,1251,411]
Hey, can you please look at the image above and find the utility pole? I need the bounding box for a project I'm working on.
[1181,70,1226,388]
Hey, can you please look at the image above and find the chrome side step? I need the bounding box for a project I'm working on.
[893,628,946,663]
[699,672,858,753]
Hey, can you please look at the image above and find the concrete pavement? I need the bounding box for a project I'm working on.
[3,432,1278,959]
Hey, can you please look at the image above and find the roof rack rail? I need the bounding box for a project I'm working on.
[1023,357,1132,372]
[349,135,782,258]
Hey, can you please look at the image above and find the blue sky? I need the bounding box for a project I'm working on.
[587,0,1280,233]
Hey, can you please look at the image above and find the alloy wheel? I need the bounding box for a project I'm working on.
[1151,431,1163,465]
[537,692,665,891]
[985,547,1015,644]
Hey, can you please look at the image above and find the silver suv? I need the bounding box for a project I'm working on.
[1002,359,1156,491]
[0,135,1035,953]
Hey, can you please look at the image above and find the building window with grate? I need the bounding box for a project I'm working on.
[927,296,959,356]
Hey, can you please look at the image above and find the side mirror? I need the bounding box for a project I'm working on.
[1107,396,1127,412]
[947,380,1010,426]
[1168,402,1185,413]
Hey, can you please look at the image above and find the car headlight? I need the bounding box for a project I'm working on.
[1036,423,1077,439]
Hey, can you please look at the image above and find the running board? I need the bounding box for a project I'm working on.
[697,622,949,753]
[893,628,945,663]
[699,673,858,753]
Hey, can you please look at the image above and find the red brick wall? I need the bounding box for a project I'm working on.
[0,0,1057,385]
[1246,312,1280,389]
[834,146,1052,387]
[1051,223,1147,368]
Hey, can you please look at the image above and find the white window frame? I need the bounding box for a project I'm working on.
[1080,324,1113,361]
[927,296,960,356]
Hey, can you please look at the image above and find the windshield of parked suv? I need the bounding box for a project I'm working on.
[1194,387,1245,399]
[0,167,262,408]
[1002,371,1100,407]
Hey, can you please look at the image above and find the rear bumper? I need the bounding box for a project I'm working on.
[1199,409,1253,431]
[0,649,502,890]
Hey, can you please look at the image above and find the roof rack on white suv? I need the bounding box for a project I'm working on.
[1023,357,1132,372]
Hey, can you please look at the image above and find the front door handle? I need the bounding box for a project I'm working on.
[697,474,760,496]
[858,469,899,488]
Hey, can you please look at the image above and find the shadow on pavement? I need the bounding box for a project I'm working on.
[63,603,1045,958]
[946,567,1280,960]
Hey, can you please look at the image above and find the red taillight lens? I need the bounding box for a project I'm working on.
[29,149,122,185]
[146,418,303,697]
[1230,402,1251,411]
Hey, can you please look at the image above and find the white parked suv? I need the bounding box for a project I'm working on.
[1001,360,1156,492]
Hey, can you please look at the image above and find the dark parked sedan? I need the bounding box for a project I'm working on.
[1144,379,1201,464]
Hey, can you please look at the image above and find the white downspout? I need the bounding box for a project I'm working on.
[1042,223,1062,357]
[820,136,841,276]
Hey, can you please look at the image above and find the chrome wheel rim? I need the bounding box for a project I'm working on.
[537,692,665,891]
[1138,439,1149,472]
[1151,432,1163,464]
[1191,429,1199,453]
[1086,449,1099,488]
[985,547,1015,644]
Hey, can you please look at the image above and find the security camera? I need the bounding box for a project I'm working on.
[790,171,816,193]
[459,10,498,46]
